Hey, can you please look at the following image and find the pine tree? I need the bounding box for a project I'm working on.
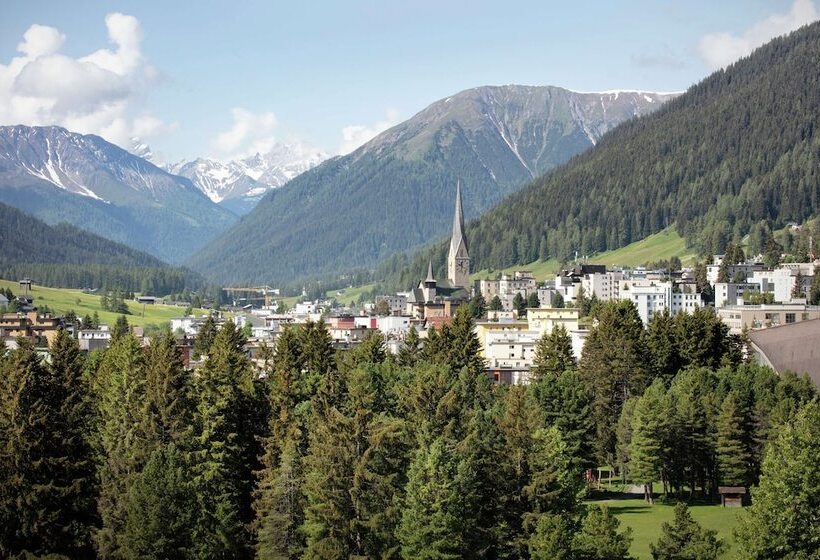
[46,329,97,556]
[254,435,306,560]
[513,292,526,317]
[397,325,421,367]
[193,314,217,359]
[190,321,256,558]
[528,513,575,560]
[527,292,540,310]
[523,427,583,521]
[302,365,406,559]
[0,336,94,557]
[532,370,596,472]
[112,314,130,339]
[735,401,820,559]
[531,325,576,380]
[629,379,667,504]
[645,311,680,381]
[579,300,649,464]
[489,295,503,311]
[441,305,485,378]
[121,444,197,560]
[650,502,723,560]
[94,333,151,559]
[615,398,638,484]
[397,437,467,560]
[716,392,751,487]
[298,319,336,378]
[573,505,633,560]
[144,330,192,445]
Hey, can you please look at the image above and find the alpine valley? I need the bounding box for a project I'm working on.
[0,125,236,263]
[187,85,679,284]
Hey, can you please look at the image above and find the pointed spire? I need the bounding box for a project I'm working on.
[449,179,467,256]
[426,259,435,283]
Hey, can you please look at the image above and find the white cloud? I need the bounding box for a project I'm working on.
[0,13,169,148]
[338,108,401,155]
[211,107,279,158]
[698,0,819,69]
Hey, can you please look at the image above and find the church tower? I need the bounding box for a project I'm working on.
[447,181,470,288]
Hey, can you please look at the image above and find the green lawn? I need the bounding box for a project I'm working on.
[0,279,209,328]
[326,283,377,305]
[588,497,742,559]
[472,228,696,282]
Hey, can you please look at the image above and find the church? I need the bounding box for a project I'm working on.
[405,181,472,325]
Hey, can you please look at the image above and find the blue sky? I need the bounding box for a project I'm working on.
[0,0,817,161]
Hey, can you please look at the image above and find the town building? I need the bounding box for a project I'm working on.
[748,319,820,386]
[717,304,820,334]
[0,311,64,348]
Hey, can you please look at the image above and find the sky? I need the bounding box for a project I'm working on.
[0,0,817,162]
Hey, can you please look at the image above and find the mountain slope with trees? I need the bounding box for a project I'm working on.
[188,86,677,284]
[0,125,237,263]
[380,22,820,288]
[0,202,202,294]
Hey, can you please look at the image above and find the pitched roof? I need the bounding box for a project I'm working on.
[749,319,820,385]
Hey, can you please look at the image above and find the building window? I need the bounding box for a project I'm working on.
[786,313,796,324]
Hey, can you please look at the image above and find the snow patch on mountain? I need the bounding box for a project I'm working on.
[165,142,328,210]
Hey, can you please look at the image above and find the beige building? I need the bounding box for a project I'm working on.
[527,307,580,336]
[717,304,820,334]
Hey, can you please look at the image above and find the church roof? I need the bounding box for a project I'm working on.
[425,259,435,283]
[449,180,468,258]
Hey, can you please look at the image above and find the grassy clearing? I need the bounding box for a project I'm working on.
[588,496,742,560]
[326,283,377,305]
[472,228,696,282]
[0,278,208,328]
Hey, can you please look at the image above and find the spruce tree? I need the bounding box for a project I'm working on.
[397,437,467,560]
[531,325,576,380]
[532,370,596,472]
[0,336,94,557]
[488,295,503,311]
[513,292,526,317]
[193,314,217,359]
[572,505,633,560]
[121,444,197,560]
[629,380,667,504]
[650,502,723,560]
[397,325,421,367]
[190,321,256,558]
[716,391,751,487]
[523,427,583,521]
[579,300,648,463]
[528,513,575,560]
[112,314,130,339]
[145,330,192,445]
[95,333,150,558]
[735,401,820,559]
[254,435,306,560]
[441,305,485,378]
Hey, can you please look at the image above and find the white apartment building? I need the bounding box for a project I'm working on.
[624,281,702,325]
[581,271,625,301]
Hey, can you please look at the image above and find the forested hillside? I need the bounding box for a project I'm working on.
[188,86,676,284]
[0,203,202,294]
[380,22,820,288]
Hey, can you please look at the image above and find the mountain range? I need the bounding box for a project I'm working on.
[165,142,328,215]
[187,85,679,284]
[378,20,820,289]
[0,125,236,264]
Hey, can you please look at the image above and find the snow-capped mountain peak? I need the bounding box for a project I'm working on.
[165,141,329,214]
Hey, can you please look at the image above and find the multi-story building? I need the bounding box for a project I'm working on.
[581,270,625,301]
[622,281,702,325]
[714,282,761,308]
[0,311,63,348]
[717,304,820,334]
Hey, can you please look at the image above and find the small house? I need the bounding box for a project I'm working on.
[718,486,747,507]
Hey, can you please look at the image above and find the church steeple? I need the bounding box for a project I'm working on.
[448,180,470,288]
